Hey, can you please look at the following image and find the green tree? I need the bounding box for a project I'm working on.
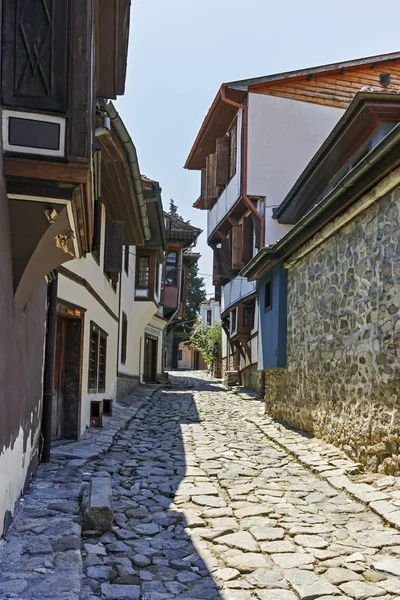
[189,322,222,366]
[169,199,185,221]
[186,261,206,322]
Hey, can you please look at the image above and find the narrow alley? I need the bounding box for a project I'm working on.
[3,372,400,600]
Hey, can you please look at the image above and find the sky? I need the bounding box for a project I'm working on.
[116,0,400,294]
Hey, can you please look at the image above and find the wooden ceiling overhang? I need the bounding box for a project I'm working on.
[276,92,400,224]
[3,158,91,307]
[184,87,246,170]
[236,54,400,109]
[95,0,131,99]
[99,127,145,246]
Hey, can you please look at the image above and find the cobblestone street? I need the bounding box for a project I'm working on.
[3,371,400,599]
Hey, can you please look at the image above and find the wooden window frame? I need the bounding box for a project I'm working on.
[121,312,128,365]
[243,304,254,329]
[165,251,178,287]
[177,349,183,361]
[230,308,237,333]
[88,322,108,393]
[264,278,273,312]
[136,255,151,289]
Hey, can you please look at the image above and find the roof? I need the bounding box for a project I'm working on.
[185,51,400,170]
[227,51,400,91]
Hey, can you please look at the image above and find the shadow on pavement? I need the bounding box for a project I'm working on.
[81,386,224,600]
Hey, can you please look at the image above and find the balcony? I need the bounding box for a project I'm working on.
[207,172,241,238]
[221,276,256,312]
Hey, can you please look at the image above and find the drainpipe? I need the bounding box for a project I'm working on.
[220,84,265,248]
[41,271,58,463]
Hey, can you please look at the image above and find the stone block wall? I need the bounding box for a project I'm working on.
[266,184,400,474]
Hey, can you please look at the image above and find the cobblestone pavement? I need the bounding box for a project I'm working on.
[2,372,400,600]
[80,371,400,600]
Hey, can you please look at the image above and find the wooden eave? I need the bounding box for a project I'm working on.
[184,87,246,170]
[3,157,92,255]
[95,0,131,99]
[99,128,145,246]
[276,92,400,224]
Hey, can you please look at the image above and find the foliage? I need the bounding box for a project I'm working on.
[169,199,185,221]
[186,261,207,322]
[189,322,222,366]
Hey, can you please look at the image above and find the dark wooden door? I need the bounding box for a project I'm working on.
[144,336,158,383]
[53,314,82,440]
[53,317,67,439]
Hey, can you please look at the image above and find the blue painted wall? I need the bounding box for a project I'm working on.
[258,262,287,370]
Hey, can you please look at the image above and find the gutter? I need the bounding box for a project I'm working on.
[103,102,151,241]
[220,84,265,248]
[241,122,400,279]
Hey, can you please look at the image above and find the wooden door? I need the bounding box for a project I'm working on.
[53,317,67,439]
[144,336,158,383]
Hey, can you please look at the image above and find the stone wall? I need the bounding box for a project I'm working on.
[266,183,400,474]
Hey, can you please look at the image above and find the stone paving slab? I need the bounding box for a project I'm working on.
[3,371,400,599]
[0,386,155,599]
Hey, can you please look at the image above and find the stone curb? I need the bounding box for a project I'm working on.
[232,389,400,534]
[0,386,159,600]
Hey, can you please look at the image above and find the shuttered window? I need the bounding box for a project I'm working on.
[121,313,128,365]
[92,198,102,262]
[88,322,108,393]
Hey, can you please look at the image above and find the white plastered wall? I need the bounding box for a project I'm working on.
[247,93,344,243]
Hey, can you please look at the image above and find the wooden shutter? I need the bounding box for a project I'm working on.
[231,226,244,270]
[254,215,261,250]
[229,119,238,179]
[216,136,230,186]
[206,154,218,207]
[213,247,221,284]
[92,198,102,261]
[221,236,231,274]
[121,313,128,364]
[242,215,254,264]
[199,168,207,209]
[104,218,124,273]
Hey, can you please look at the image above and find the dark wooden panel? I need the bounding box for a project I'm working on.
[104,218,123,273]
[206,153,218,208]
[216,136,230,186]
[242,215,254,264]
[68,0,92,160]
[2,0,69,112]
[231,225,244,271]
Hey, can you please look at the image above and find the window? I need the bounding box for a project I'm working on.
[88,322,107,393]
[206,310,212,325]
[124,245,129,275]
[264,278,273,312]
[155,263,160,297]
[243,304,254,329]
[121,313,128,365]
[137,256,150,288]
[177,349,183,361]
[166,251,178,285]
[231,308,237,333]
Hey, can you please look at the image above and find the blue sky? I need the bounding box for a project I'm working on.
[116,0,400,293]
